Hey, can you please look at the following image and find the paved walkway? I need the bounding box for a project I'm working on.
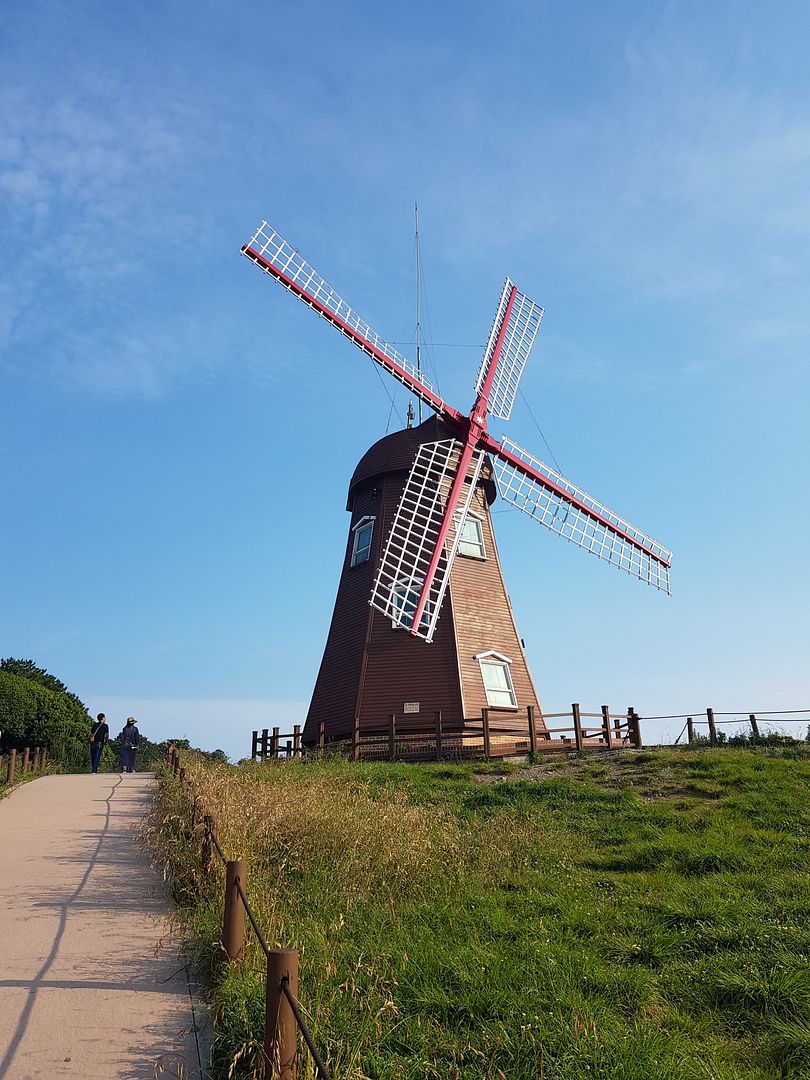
[0,774,207,1079]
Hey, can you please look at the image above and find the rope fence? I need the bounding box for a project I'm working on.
[669,708,810,747]
[168,746,331,1080]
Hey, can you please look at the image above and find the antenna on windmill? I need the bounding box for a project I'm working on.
[415,203,423,425]
[406,400,415,428]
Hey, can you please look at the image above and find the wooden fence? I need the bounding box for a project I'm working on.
[251,705,642,764]
[1,746,47,785]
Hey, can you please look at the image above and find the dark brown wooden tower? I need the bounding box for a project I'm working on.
[303,417,544,745]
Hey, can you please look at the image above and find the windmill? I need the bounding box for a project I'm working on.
[241,221,671,746]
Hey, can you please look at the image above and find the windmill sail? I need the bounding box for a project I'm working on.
[242,222,453,420]
[493,436,672,593]
[474,279,544,421]
[370,440,484,642]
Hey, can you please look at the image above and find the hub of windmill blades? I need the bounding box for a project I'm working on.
[241,221,672,643]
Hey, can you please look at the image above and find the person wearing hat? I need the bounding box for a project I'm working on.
[118,716,140,773]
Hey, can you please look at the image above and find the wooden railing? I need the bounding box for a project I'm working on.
[1,746,47,785]
[250,705,642,764]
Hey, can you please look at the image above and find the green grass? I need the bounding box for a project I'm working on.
[149,747,810,1079]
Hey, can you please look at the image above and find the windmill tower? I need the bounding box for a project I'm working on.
[241,222,672,746]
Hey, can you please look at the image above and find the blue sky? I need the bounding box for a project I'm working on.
[2,1,809,757]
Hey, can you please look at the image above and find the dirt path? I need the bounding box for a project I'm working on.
[0,774,207,1079]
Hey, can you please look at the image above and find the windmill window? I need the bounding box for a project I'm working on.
[391,579,432,632]
[350,516,375,567]
[458,515,486,559]
[476,651,517,708]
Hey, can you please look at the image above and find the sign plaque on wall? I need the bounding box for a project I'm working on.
[403,702,420,714]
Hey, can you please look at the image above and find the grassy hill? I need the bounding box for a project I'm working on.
[152,747,810,1079]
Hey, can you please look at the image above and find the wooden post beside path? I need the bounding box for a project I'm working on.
[6,749,16,784]
[749,713,761,739]
[221,859,247,962]
[264,949,299,1080]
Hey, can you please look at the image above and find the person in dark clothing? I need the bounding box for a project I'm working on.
[119,716,140,773]
[89,713,109,773]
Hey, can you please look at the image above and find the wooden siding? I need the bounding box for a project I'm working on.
[448,467,544,734]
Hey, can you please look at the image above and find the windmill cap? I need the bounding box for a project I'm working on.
[347,416,496,509]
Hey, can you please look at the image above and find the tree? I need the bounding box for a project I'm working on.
[0,662,93,771]
[1,658,69,696]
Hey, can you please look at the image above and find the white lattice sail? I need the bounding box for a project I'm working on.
[494,437,672,592]
[243,222,445,414]
[474,279,544,421]
[370,440,484,642]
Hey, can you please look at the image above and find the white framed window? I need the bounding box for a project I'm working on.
[458,514,486,558]
[350,516,375,567]
[475,650,517,708]
[392,578,432,632]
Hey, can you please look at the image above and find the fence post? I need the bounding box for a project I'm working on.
[21,747,30,774]
[293,724,302,760]
[251,730,259,761]
[686,717,695,744]
[388,714,397,761]
[179,767,187,785]
[264,948,299,1080]
[527,705,538,755]
[353,716,361,761]
[630,708,643,749]
[319,721,325,757]
[435,710,443,760]
[172,752,180,778]
[572,703,583,752]
[706,707,717,747]
[41,748,47,769]
[221,859,247,962]
[601,706,613,748]
[749,713,761,739]
[261,728,269,762]
[6,749,16,784]
[482,708,491,758]
[270,727,280,760]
